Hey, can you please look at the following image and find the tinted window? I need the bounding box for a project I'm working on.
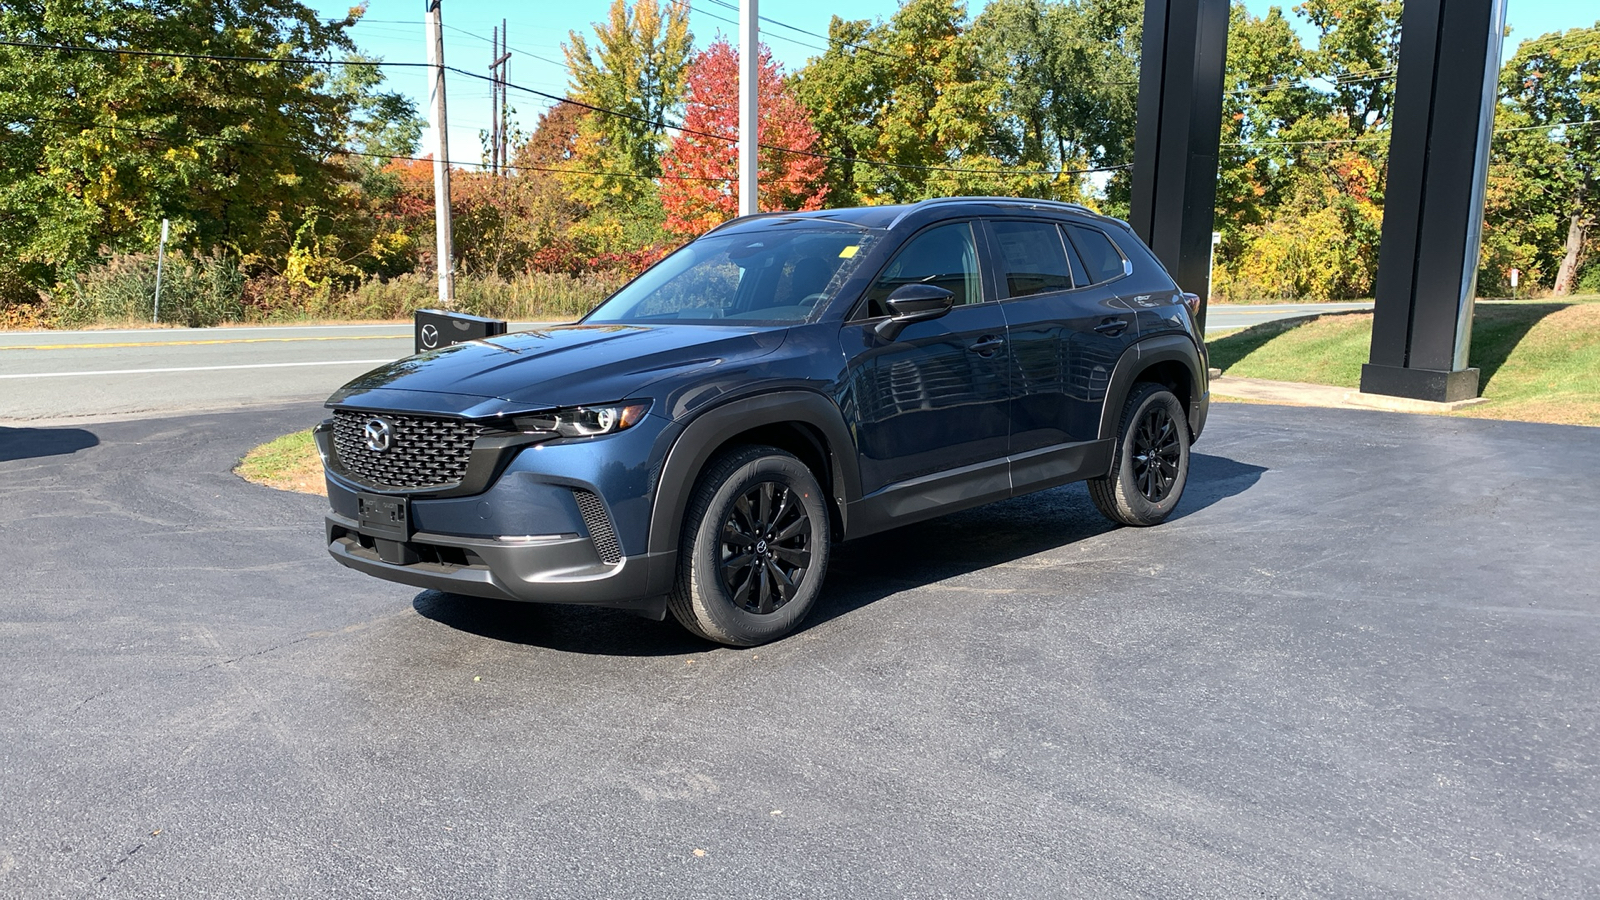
[1058,226,1090,285]
[587,228,876,324]
[990,221,1074,298]
[1066,224,1127,285]
[861,222,982,316]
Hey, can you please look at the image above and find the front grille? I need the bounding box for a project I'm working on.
[573,489,622,565]
[332,410,482,491]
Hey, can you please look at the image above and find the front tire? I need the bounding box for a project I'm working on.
[1088,382,1191,526]
[668,446,831,646]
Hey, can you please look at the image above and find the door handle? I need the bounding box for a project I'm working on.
[968,335,1005,355]
[1094,318,1129,336]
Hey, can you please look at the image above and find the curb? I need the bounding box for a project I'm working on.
[1210,374,1488,414]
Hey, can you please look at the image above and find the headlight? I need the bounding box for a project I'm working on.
[509,402,651,438]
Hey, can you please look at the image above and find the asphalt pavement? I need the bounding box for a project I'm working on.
[0,305,1363,422]
[2,401,1595,897]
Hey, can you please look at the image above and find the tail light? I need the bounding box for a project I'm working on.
[1180,292,1202,317]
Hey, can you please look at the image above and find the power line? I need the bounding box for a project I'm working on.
[0,38,398,68]
[1226,67,1396,96]
[1223,117,1598,148]
[699,0,898,59]
[6,37,1129,181]
[9,115,732,182]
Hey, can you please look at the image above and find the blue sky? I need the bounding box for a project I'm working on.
[312,0,1596,166]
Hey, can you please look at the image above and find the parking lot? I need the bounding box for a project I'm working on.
[2,400,1596,897]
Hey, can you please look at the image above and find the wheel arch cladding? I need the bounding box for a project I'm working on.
[1099,334,1204,443]
[648,391,860,555]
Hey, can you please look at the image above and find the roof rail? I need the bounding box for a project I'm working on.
[888,196,1097,228]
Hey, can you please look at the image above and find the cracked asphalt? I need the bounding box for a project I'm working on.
[1,401,1597,898]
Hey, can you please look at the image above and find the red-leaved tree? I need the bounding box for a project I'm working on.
[660,40,827,238]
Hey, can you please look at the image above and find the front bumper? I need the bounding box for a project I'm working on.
[316,409,683,613]
[326,513,676,614]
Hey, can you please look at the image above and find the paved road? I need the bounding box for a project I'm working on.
[2,402,1596,897]
[0,304,1363,421]
[0,322,549,422]
[1205,301,1373,333]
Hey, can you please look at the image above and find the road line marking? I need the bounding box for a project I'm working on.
[0,334,410,351]
[0,359,395,379]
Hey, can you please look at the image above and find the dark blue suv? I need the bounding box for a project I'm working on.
[316,198,1209,645]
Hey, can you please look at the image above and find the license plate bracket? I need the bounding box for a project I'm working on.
[357,492,410,542]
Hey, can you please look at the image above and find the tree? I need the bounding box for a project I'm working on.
[0,0,395,298]
[968,0,1142,202]
[1493,24,1600,295]
[794,0,1021,203]
[563,0,693,201]
[658,41,826,239]
[1208,0,1400,300]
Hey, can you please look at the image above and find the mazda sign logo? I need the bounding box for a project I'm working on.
[420,323,440,349]
[364,417,395,453]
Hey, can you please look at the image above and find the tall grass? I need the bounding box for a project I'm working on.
[22,255,626,329]
[51,253,246,327]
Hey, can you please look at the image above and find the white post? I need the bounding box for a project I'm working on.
[153,218,169,324]
[738,0,758,217]
[1208,230,1221,301]
[426,0,456,306]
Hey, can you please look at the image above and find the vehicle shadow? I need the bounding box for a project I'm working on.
[412,590,705,657]
[807,452,1267,630]
[0,427,99,463]
[412,451,1267,655]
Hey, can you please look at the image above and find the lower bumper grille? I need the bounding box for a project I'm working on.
[573,490,622,565]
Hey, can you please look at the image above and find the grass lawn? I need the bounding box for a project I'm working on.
[235,429,326,495]
[1208,299,1600,426]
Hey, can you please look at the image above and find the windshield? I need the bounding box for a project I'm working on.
[585,226,879,325]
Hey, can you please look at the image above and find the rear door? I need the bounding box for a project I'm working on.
[984,218,1135,454]
[838,221,1012,495]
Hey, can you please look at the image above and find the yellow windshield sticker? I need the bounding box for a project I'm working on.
[838,245,859,259]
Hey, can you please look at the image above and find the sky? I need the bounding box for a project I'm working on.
[311,0,1597,168]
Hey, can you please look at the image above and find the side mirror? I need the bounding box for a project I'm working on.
[873,283,955,341]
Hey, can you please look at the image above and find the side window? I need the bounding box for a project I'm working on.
[1066,224,1128,285]
[1058,226,1090,286]
[860,222,982,317]
[990,220,1075,298]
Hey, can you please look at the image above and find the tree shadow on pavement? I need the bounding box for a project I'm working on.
[0,427,99,463]
[414,451,1266,654]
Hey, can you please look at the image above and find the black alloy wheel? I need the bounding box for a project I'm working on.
[670,445,831,646]
[1131,401,1183,503]
[719,481,813,614]
[1088,382,1191,527]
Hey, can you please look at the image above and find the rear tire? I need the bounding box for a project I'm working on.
[668,446,831,646]
[1089,382,1191,527]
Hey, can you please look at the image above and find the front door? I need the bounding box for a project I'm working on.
[838,221,1012,495]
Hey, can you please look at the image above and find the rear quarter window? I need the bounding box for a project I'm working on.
[1065,224,1127,285]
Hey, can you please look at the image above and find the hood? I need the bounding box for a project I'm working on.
[327,323,789,417]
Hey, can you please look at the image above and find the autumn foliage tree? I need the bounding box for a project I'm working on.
[659,41,827,239]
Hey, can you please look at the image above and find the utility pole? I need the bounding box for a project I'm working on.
[425,0,455,306]
[738,0,758,217]
[489,21,511,175]
[490,24,499,175]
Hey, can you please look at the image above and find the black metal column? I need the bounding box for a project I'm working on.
[1362,0,1507,402]
[1129,0,1230,330]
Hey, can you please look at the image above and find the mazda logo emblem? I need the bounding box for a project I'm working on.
[363,417,395,453]
[420,323,440,349]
